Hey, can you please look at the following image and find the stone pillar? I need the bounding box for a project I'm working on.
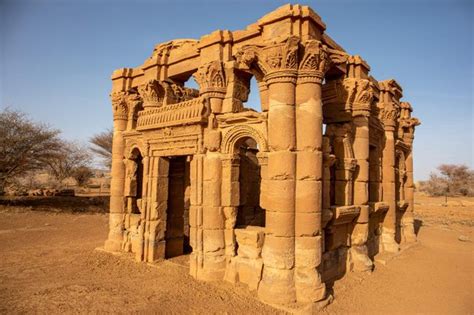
[200,152,226,280]
[235,36,299,304]
[104,92,128,252]
[189,154,204,278]
[258,81,269,112]
[221,155,239,260]
[402,150,417,243]
[381,121,399,253]
[350,114,373,271]
[322,137,336,246]
[135,154,149,262]
[259,69,297,304]
[293,39,328,303]
[145,156,169,262]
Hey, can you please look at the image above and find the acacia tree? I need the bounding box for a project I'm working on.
[0,109,63,193]
[90,129,113,169]
[72,166,94,186]
[45,141,92,186]
[420,164,474,197]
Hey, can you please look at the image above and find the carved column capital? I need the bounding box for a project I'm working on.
[298,40,331,84]
[138,79,198,109]
[193,61,227,96]
[379,105,399,130]
[235,36,300,85]
[138,80,166,108]
[111,91,129,121]
[351,79,374,117]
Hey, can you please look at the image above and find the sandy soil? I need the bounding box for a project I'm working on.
[0,194,473,314]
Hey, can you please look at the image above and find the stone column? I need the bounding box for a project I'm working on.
[145,156,169,262]
[136,153,149,262]
[350,113,373,271]
[200,152,226,280]
[235,37,299,304]
[259,69,297,304]
[402,150,417,243]
[189,154,204,278]
[221,155,239,259]
[293,39,328,303]
[104,92,128,252]
[381,121,399,253]
[322,137,336,240]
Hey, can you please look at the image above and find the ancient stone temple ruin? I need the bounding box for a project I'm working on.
[104,4,420,306]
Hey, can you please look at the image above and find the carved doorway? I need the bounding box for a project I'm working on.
[165,156,192,258]
[235,137,264,228]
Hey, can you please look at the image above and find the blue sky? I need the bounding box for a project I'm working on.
[1,0,472,180]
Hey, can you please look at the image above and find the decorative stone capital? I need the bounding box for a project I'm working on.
[235,36,300,85]
[138,80,166,108]
[193,61,227,96]
[127,92,142,115]
[378,101,400,130]
[138,79,198,109]
[298,40,343,84]
[351,79,374,117]
[111,91,129,121]
[298,40,329,84]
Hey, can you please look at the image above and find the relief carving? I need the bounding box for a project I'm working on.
[111,91,129,121]
[193,61,227,94]
[138,79,198,109]
[235,36,300,83]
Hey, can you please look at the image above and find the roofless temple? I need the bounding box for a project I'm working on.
[103,4,420,307]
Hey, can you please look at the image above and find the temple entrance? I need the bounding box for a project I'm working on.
[165,156,191,258]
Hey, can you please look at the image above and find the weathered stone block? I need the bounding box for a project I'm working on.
[234,226,265,247]
[202,206,224,229]
[203,229,225,254]
[221,181,239,206]
[236,257,263,291]
[295,180,322,213]
[258,265,296,304]
[265,179,295,212]
[295,212,321,237]
[223,206,237,229]
[295,236,322,268]
[203,156,221,181]
[265,210,295,237]
[261,235,294,269]
[202,181,221,206]
[267,151,295,180]
[268,106,296,151]
[296,151,322,180]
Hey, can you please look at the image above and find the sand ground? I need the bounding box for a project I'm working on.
[0,194,473,314]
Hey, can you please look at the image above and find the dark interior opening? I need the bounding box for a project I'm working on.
[236,137,265,227]
[165,156,192,258]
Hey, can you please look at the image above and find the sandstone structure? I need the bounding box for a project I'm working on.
[104,4,420,307]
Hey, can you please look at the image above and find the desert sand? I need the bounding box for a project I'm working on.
[0,193,473,314]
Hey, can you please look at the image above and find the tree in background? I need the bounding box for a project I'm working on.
[90,129,112,169]
[420,164,474,197]
[0,109,63,193]
[45,141,92,187]
[72,166,94,187]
